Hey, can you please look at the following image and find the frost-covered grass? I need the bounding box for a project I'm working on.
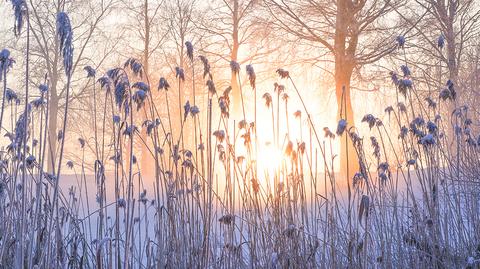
[0,6,479,269]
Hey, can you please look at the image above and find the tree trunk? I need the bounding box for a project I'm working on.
[335,0,359,178]
[141,0,154,179]
[335,63,359,178]
[445,31,458,83]
[231,69,240,117]
[47,93,59,173]
[444,0,459,86]
[231,0,241,118]
[47,31,61,174]
[443,2,459,148]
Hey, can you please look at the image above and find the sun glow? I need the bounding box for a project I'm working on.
[256,142,284,180]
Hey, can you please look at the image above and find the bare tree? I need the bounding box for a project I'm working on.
[404,0,480,100]
[162,0,197,116]
[120,0,168,178]
[395,0,480,149]
[264,0,403,175]
[27,0,114,172]
[199,0,276,116]
[427,0,479,87]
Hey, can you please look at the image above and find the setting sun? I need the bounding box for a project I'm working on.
[256,142,283,179]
